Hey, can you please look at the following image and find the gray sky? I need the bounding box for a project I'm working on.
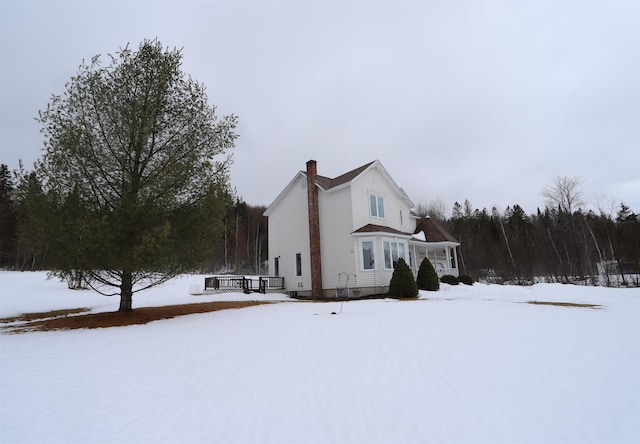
[1,0,638,215]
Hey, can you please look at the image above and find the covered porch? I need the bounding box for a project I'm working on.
[410,217,460,278]
[409,240,460,278]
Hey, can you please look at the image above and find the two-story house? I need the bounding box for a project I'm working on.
[264,160,460,298]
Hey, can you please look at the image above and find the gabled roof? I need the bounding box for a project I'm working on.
[315,161,376,191]
[414,217,459,243]
[264,159,414,216]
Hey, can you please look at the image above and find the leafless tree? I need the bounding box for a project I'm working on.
[414,197,447,221]
[592,194,617,218]
[543,175,585,213]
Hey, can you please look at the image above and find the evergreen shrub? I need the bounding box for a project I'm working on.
[440,274,460,285]
[416,258,439,291]
[459,274,474,286]
[388,257,418,298]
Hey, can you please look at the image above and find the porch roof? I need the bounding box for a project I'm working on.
[414,217,459,243]
[352,224,413,236]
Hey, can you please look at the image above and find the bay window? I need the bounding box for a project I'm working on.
[383,240,406,270]
[360,240,375,270]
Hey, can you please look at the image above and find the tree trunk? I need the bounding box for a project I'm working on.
[119,270,133,312]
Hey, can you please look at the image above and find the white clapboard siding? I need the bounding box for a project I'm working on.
[318,185,355,290]
[267,174,311,292]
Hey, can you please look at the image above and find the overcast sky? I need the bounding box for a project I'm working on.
[1,0,638,215]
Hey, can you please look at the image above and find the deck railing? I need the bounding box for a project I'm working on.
[204,275,285,294]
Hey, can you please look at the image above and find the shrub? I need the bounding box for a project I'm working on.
[388,257,418,298]
[459,274,474,286]
[440,274,459,285]
[416,258,439,291]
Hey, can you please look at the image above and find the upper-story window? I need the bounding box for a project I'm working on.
[370,193,385,218]
[400,209,404,226]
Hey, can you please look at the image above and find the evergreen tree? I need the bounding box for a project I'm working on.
[615,203,640,282]
[416,257,439,291]
[0,164,18,267]
[388,257,418,298]
[28,39,237,311]
[14,171,50,270]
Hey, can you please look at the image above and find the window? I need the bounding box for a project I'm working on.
[295,253,302,277]
[400,209,404,226]
[361,240,375,270]
[370,194,385,218]
[274,257,279,276]
[383,240,406,269]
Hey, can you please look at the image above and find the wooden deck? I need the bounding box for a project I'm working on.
[203,275,285,294]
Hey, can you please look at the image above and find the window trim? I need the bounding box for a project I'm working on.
[359,239,376,271]
[369,193,385,219]
[383,239,407,270]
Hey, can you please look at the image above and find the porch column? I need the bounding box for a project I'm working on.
[445,247,451,274]
[453,246,459,274]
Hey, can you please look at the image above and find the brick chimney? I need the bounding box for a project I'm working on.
[306,160,323,298]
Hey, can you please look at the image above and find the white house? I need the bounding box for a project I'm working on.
[264,160,460,298]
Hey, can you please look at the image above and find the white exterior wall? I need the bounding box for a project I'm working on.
[348,166,417,292]
[267,175,311,293]
[350,167,415,233]
[318,186,355,294]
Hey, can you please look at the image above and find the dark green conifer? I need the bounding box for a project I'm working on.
[416,257,439,291]
[388,257,418,298]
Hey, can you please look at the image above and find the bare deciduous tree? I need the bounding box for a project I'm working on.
[414,197,447,221]
[543,175,585,213]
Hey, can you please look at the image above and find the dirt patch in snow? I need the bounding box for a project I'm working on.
[0,307,92,323]
[526,301,603,309]
[1,301,272,333]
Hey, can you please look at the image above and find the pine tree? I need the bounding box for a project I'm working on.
[29,39,237,311]
[0,164,18,267]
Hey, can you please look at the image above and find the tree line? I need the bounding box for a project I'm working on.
[3,159,638,290]
[428,181,639,286]
[7,159,637,290]
[0,164,267,277]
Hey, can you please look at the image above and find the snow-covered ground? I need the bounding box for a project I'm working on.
[1,271,638,444]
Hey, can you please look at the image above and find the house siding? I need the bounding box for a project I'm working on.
[267,175,311,293]
[318,186,355,295]
[349,166,416,292]
[350,166,414,233]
